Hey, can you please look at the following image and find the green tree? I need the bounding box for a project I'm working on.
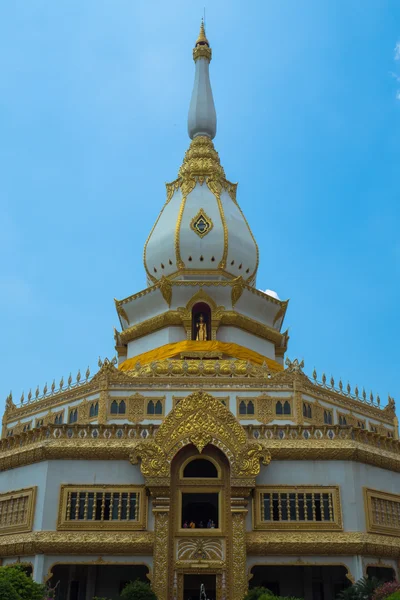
[0,565,45,600]
[0,579,21,600]
[120,580,158,600]
[386,594,400,600]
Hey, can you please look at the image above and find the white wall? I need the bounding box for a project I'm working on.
[0,460,145,531]
[216,326,275,358]
[255,460,400,531]
[127,327,186,358]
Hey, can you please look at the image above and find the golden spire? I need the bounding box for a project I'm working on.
[195,18,209,47]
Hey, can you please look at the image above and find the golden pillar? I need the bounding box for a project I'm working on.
[231,488,250,600]
[151,487,171,600]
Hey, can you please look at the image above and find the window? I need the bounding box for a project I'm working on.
[238,399,255,416]
[387,430,394,438]
[54,412,63,425]
[364,488,400,537]
[22,422,32,432]
[69,409,78,424]
[0,487,37,535]
[357,420,365,429]
[255,486,342,530]
[183,458,218,478]
[276,401,291,416]
[181,492,219,529]
[146,399,163,416]
[58,485,146,530]
[89,402,99,418]
[110,400,126,415]
[35,419,44,428]
[324,410,333,425]
[6,429,13,437]
[303,402,312,419]
[370,424,378,433]
[338,415,347,426]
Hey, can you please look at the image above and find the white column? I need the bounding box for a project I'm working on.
[33,555,45,583]
[353,556,364,582]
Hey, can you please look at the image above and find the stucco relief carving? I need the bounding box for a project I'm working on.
[131,391,271,480]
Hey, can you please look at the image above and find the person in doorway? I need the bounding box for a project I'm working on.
[183,521,188,528]
[189,520,196,528]
[207,519,212,528]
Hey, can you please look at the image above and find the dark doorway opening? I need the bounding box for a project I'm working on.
[367,566,395,582]
[191,302,211,341]
[184,574,216,600]
[182,492,218,528]
[250,565,351,599]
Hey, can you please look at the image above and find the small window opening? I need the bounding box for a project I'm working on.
[183,458,218,478]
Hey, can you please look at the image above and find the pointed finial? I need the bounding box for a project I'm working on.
[312,368,317,381]
[85,366,90,380]
[188,19,216,139]
[51,380,55,394]
[196,18,209,47]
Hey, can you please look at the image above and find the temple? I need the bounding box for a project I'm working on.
[0,21,399,600]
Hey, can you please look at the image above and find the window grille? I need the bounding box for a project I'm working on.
[256,487,342,530]
[58,485,146,530]
[0,487,36,535]
[365,488,400,536]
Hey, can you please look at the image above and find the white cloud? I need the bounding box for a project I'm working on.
[396,91,400,101]
[395,41,400,60]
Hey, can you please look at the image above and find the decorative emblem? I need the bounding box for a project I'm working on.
[190,209,213,238]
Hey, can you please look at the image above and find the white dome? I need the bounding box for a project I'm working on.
[144,137,258,285]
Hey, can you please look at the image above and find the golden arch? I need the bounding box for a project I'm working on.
[177,289,224,340]
[130,391,271,479]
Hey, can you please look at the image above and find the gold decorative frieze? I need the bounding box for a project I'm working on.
[246,531,400,558]
[0,530,154,556]
[364,488,400,537]
[57,484,147,531]
[176,537,224,562]
[0,487,36,535]
[254,486,342,531]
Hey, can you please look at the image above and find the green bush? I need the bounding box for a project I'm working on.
[120,580,157,600]
[0,565,45,600]
[243,588,302,600]
[386,593,400,600]
[244,588,272,600]
[372,581,400,600]
[0,579,21,600]
[337,577,381,600]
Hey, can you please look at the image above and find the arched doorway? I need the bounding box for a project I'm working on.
[170,445,230,600]
[191,302,212,341]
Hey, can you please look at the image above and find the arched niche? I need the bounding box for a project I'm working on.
[191,301,212,341]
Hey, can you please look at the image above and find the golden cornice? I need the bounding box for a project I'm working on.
[1,423,400,473]
[118,309,285,347]
[0,530,154,557]
[115,278,288,314]
[298,381,395,424]
[246,531,400,558]
[193,45,212,62]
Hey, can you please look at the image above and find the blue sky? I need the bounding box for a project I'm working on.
[0,0,399,415]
